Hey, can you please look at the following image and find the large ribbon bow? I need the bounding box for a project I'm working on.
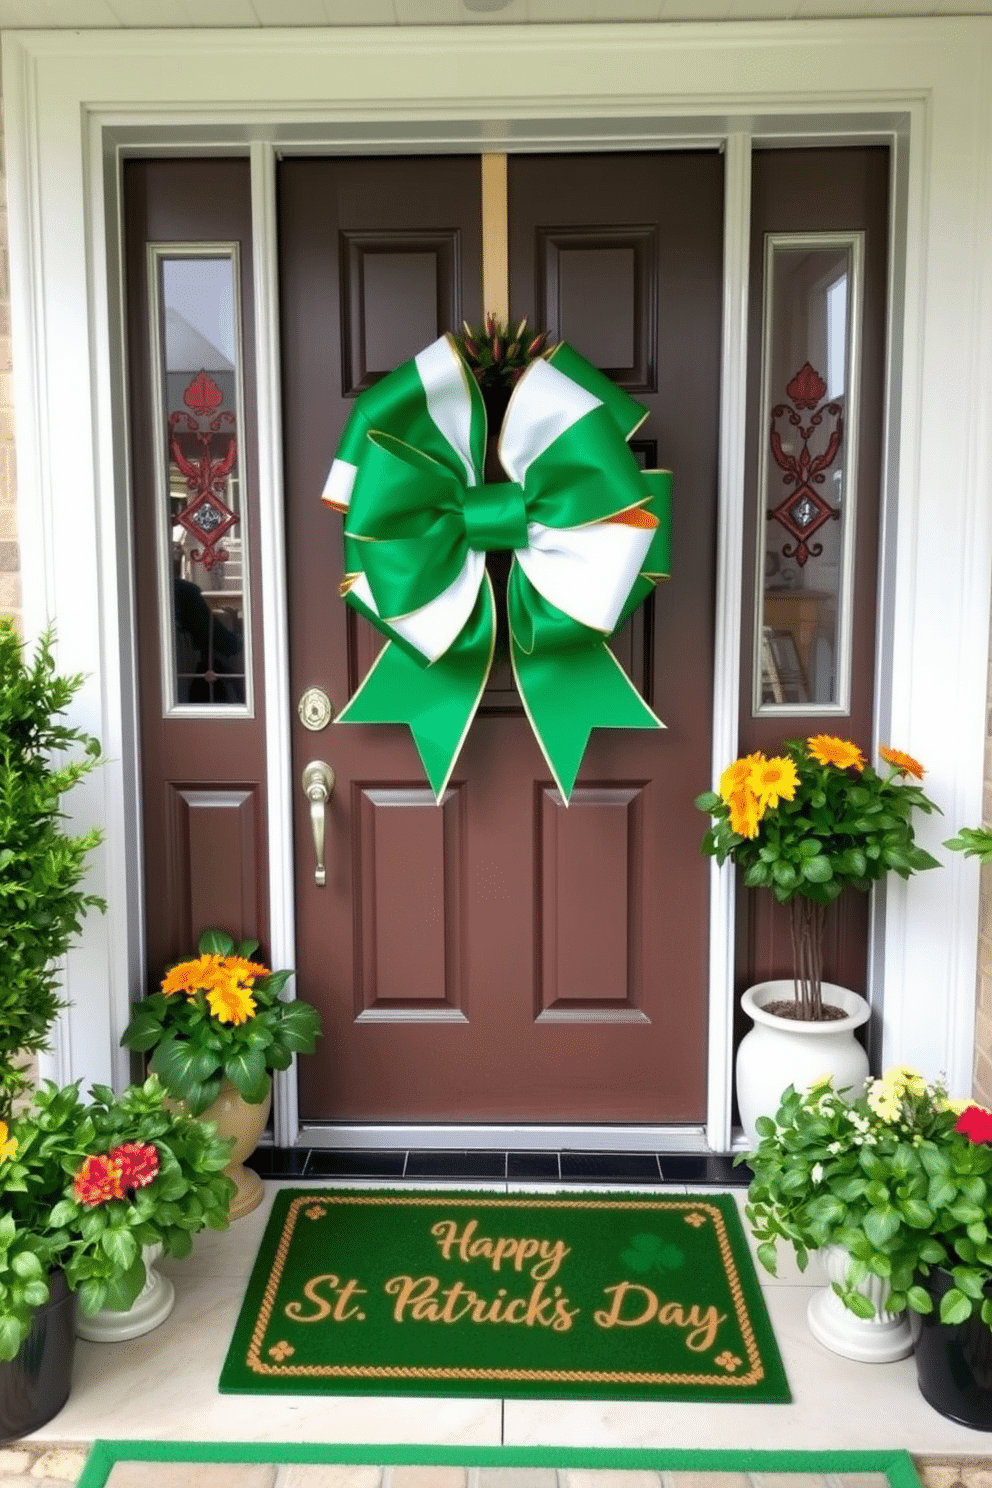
[322,334,672,801]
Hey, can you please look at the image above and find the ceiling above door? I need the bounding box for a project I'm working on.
[1,0,987,28]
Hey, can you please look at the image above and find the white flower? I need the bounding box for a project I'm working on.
[810,1162,824,1184]
[828,1141,843,1155]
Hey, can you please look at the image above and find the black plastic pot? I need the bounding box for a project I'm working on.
[913,1268,992,1430]
[0,1270,76,1442]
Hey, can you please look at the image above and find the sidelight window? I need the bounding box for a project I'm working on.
[148,245,253,715]
[753,232,864,715]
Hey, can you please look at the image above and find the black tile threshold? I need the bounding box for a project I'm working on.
[246,1147,750,1186]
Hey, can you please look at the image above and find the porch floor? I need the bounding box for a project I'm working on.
[14,1179,992,1469]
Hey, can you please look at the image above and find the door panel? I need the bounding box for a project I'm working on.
[123,160,270,982]
[282,153,723,1125]
[738,147,889,1011]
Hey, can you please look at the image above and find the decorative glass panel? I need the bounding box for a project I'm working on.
[754,233,863,715]
[150,247,252,713]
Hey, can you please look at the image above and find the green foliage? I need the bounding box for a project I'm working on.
[0,621,105,1119]
[453,315,550,391]
[741,1068,992,1329]
[696,738,940,909]
[120,928,321,1115]
[0,1076,234,1360]
[944,826,992,865]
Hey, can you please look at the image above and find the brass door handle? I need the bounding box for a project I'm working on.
[302,761,335,887]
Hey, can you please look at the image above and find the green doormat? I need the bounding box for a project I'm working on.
[76,1442,923,1488]
[219,1189,790,1402]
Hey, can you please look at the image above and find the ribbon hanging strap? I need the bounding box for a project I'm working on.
[322,333,672,801]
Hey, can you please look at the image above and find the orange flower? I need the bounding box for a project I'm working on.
[162,954,216,997]
[807,735,865,772]
[748,754,799,811]
[727,788,760,839]
[225,956,269,986]
[74,1152,124,1207]
[879,745,925,780]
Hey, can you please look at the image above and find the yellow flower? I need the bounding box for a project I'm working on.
[938,1096,972,1116]
[866,1079,901,1123]
[720,753,762,804]
[0,1122,17,1164]
[749,754,799,811]
[206,976,257,1026]
[727,788,761,839]
[881,1064,926,1098]
[879,745,925,781]
[807,735,866,772]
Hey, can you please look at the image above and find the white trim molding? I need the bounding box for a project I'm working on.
[3,19,991,1135]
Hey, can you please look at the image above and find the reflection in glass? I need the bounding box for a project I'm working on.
[756,235,862,714]
[153,250,250,710]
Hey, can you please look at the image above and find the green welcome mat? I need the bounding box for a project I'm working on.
[219,1189,790,1402]
[76,1442,923,1488]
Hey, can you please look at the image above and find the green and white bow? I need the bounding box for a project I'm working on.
[322,334,672,802]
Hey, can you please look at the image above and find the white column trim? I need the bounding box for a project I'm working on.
[250,142,299,1146]
[706,130,751,1152]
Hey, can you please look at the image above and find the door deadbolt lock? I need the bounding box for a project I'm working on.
[298,687,333,732]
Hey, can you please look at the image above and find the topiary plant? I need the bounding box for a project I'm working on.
[0,621,105,1121]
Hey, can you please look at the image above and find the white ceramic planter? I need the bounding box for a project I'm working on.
[807,1242,913,1362]
[736,980,870,1145]
[76,1244,175,1343]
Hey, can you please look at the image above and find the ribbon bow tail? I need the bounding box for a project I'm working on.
[337,575,496,801]
[508,572,665,804]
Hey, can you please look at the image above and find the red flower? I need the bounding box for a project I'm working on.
[74,1153,124,1207]
[110,1142,159,1192]
[955,1105,992,1144]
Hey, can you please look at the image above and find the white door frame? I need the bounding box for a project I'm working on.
[4,21,990,1149]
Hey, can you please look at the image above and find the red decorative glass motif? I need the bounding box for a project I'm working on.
[169,369,238,570]
[767,360,843,567]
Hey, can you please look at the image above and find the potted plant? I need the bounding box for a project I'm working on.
[0,621,105,1120]
[0,1075,234,1439]
[695,735,940,1136]
[945,825,992,864]
[120,928,322,1219]
[742,1065,992,1425]
[0,620,107,1434]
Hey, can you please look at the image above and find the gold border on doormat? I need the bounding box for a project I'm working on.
[243,1194,766,1387]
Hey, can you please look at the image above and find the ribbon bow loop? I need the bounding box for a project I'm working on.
[322,332,672,801]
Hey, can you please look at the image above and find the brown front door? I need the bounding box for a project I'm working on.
[279,153,724,1125]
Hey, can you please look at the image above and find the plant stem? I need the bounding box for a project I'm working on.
[790,897,826,1019]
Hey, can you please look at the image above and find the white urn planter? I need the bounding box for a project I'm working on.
[807,1243,914,1362]
[76,1244,175,1343]
[736,980,870,1145]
